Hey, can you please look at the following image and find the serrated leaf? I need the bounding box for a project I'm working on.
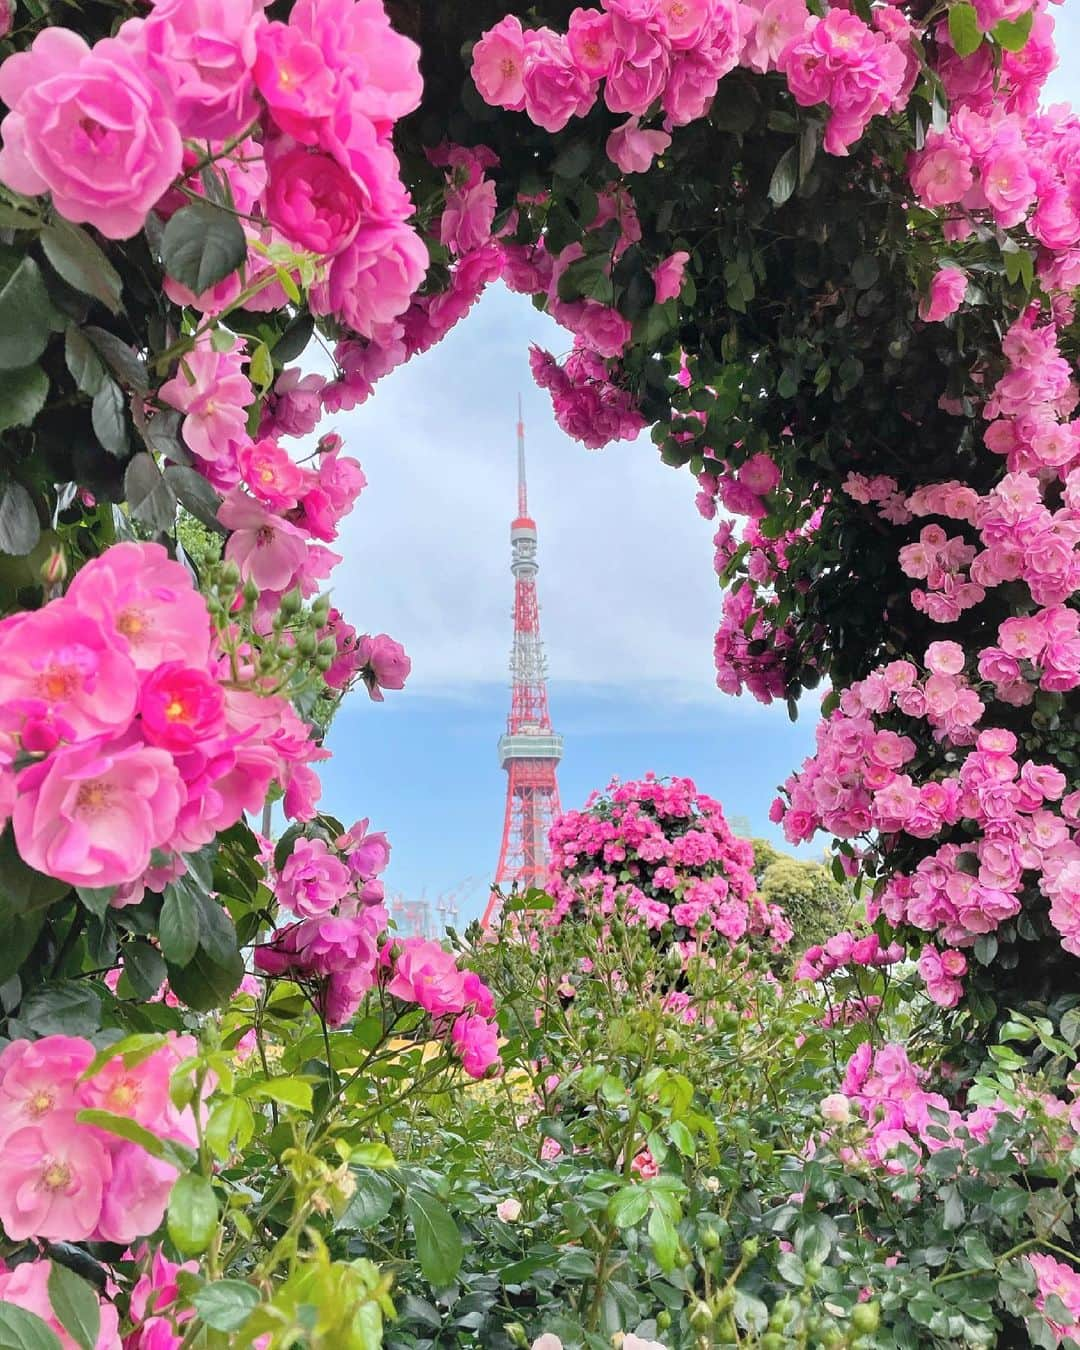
[164,465,226,533]
[768,146,798,207]
[41,220,122,314]
[47,1262,100,1350]
[248,342,273,396]
[992,9,1032,49]
[91,378,128,457]
[948,2,982,58]
[191,1280,260,1332]
[242,1077,313,1111]
[159,881,200,965]
[64,327,107,397]
[75,1109,195,1172]
[339,1168,395,1230]
[83,326,148,392]
[405,1190,463,1287]
[124,452,177,533]
[205,1097,255,1161]
[0,257,54,369]
[0,362,48,431]
[608,1185,650,1229]
[0,481,40,556]
[161,202,246,294]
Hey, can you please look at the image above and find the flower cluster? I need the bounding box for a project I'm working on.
[794,931,904,983]
[0,542,326,892]
[256,819,391,1027]
[1028,1254,1080,1347]
[546,773,788,950]
[381,937,501,1079]
[0,1034,198,1244]
[529,339,647,449]
[0,1259,120,1349]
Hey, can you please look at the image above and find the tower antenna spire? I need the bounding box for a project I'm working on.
[483,401,563,929]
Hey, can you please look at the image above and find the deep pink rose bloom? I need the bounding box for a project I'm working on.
[125,0,263,140]
[341,818,392,877]
[239,436,309,509]
[0,29,181,238]
[606,118,671,173]
[567,8,617,78]
[738,452,781,495]
[0,1260,120,1350]
[314,219,429,338]
[386,938,467,1016]
[919,266,967,323]
[263,370,327,440]
[2,1112,109,1240]
[139,663,225,752]
[356,633,411,701]
[0,0,11,40]
[265,144,366,256]
[253,22,337,141]
[14,735,184,887]
[67,542,212,670]
[0,602,138,742]
[278,837,352,918]
[218,489,309,592]
[472,14,528,111]
[462,970,496,1018]
[522,28,597,133]
[576,302,632,358]
[451,1014,500,1078]
[290,0,423,137]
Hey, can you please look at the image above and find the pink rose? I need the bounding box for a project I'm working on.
[2,1112,109,1240]
[14,736,184,887]
[356,633,411,701]
[253,22,337,140]
[0,602,138,742]
[218,489,309,592]
[522,28,597,133]
[139,664,224,751]
[919,266,967,323]
[126,0,263,140]
[265,144,366,256]
[66,542,213,670]
[496,1197,522,1222]
[0,1260,120,1350]
[606,118,671,174]
[653,250,689,302]
[386,938,467,1016]
[0,28,182,238]
[567,8,617,78]
[575,301,633,358]
[471,15,528,111]
[278,837,352,918]
[451,1014,500,1078]
[314,219,429,339]
[238,437,309,509]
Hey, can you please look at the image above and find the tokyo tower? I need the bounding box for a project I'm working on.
[482,403,563,929]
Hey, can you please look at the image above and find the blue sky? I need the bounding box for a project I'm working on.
[315,34,1080,926]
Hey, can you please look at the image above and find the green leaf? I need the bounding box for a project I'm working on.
[0,1304,64,1350]
[122,938,167,999]
[91,378,129,457]
[648,1206,679,1272]
[554,139,593,180]
[164,464,225,534]
[0,257,54,369]
[948,2,982,57]
[340,1168,395,1230]
[992,9,1032,49]
[608,1185,650,1229]
[0,481,40,556]
[47,1262,100,1350]
[350,1142,396,1170]
[852,254,880,290]
[124,452,178,533]
[668,1120,695,1158]
[76,1109,196,1172]
[405,1190,463,1287]
[165,894,244,1012]
[776,1249,806,1286]
[0,363,48,432]
[21,981,101,1037]
[205,1097,255,1161]
[248,341,274,396]
[83,327,148,392]
[191,1280,260,1332]
[242,1077,314,1111]
[768,146,798,207]
[41,220,123,314]
[168,1173,220,1256]
[161,201,246,294]
[81,1033,167,1080]
[159,881,200,966]
[64,326,107,397]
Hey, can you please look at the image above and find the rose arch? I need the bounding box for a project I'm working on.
[0,0,1077,1343]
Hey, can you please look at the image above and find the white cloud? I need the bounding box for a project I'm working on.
[317,285,726,700]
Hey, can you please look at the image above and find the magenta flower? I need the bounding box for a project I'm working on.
[218,489,309,592]
[356,633,411,701]
[278,837,353,918]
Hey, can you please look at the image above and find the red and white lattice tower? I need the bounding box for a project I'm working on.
[482,403,563,928]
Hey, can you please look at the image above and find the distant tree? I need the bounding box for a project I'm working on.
[751,839,854,956]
